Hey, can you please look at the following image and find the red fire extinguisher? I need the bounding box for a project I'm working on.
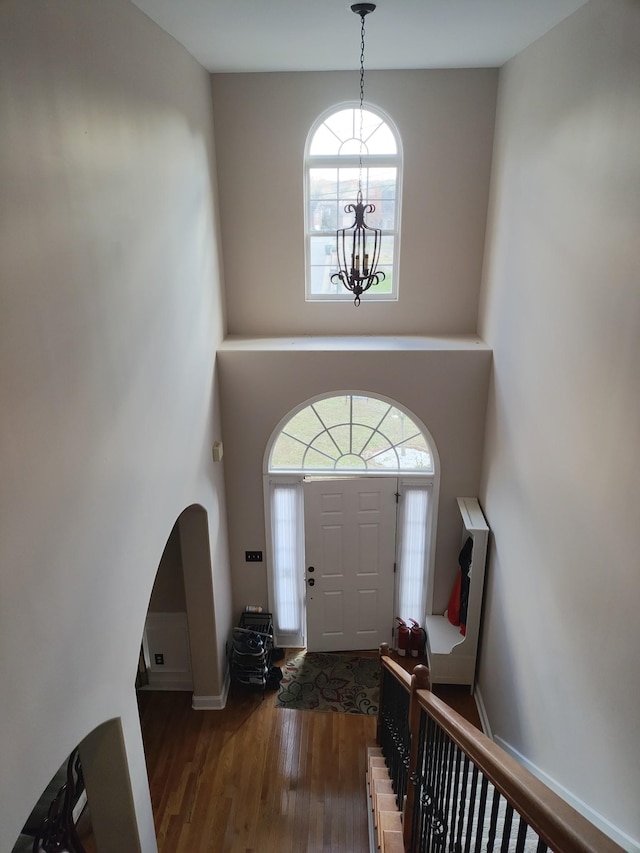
[409,619,424,657]
[396,618,410,656]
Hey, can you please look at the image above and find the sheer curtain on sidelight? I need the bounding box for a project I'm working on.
[396,483,432,625]
[269,480,305,642]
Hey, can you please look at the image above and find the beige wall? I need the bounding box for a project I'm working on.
[0,1,231,850]
[218,340,492,623]
[478,1,640,847]
[211,69,497,337]
[149,524,187,613]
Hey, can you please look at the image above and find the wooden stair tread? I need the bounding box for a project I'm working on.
[369,765,390,780]
[367,745,400,851]
[382,829,404,853]
[378,810,403,852]
[375,792,398,814]
[371,777,394,813]
[368,765,391,795]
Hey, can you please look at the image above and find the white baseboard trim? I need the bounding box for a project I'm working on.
[473,686,492,740]
[142,675,193,691]
[495,736,640,853]
[192,669,230,710]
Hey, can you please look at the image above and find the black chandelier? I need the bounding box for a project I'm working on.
[331,2,385,307]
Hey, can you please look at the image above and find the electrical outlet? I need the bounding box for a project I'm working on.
[154,653,164,666]
[245,551,263,562]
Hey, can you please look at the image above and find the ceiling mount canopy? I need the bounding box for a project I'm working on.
[330,2,385,307]
[350,3,376,16]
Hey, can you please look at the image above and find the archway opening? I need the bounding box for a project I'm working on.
[138,505,223,710]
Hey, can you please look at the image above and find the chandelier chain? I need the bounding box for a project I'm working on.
[358,10,366,191]
[331,3,384,306]
[359,10,366,112]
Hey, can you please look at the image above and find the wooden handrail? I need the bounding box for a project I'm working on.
[377,652,624,853]
[415,688,624,853]
[378,643,412,691]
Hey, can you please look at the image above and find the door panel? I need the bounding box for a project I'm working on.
[304,478,397,652]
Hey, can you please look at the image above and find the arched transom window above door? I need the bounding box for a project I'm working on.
[269,394,434,475]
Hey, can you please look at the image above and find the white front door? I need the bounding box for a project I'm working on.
[304,478,397,652]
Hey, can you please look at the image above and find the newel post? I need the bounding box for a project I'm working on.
[377,643,390,745]
[403,663,431,851]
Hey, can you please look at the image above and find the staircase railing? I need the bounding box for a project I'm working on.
[377,646,624,853]
[377,653,412,811]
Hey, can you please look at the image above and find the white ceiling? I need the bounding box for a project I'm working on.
[130,0,589,73]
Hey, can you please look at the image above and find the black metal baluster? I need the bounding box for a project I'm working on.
[424,721,438,851]
[432,723,447,851]
[463,764,479,853]
[440,733,457,851]
[399,681,410,807]
[499,802,514,853]
[485,786,501,852]
[455,753,471,853]
[473,775,489,853]
[424,715,439,853]
[447,742,463,853]
[412,708,428,853]
[514,816,530,852]
[380,668,411,811]
[422,717,438,853]
[441,734,455,847]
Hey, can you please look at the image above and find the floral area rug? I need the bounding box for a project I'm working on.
[276,651,379,715]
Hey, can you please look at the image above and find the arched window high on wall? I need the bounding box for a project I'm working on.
[264,393,438,648]
[304,104,402,302]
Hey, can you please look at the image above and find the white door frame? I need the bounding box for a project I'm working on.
[263,392,440,649]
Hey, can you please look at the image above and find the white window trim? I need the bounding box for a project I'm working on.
[304,102,403,303]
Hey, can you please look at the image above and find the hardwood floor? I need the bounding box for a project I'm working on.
[135,651,481,853]
[138,684,377,852]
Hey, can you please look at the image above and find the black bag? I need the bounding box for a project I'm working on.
[265,666,283,690]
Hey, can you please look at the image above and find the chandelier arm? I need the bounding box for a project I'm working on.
[364,222,383,276]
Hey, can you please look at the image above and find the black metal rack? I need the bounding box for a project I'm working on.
[230,611,273,695]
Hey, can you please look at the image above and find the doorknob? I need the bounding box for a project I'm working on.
[308,578,315,587]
